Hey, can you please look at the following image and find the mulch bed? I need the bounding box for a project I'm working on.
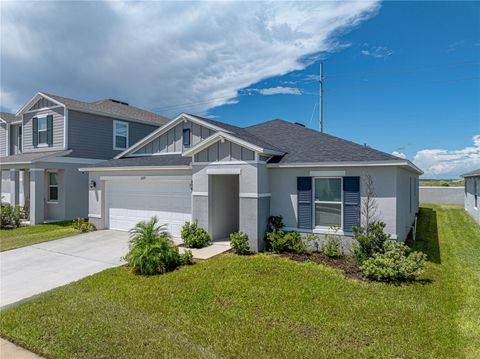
[280,252,368,281]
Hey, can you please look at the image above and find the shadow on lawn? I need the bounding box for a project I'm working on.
[408,207,441,264]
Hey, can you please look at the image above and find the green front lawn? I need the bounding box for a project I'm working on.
[1,205,479,358]
[0,222,80,252]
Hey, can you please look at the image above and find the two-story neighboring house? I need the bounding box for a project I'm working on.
[0,92,169,224]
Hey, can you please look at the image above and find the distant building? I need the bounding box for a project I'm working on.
[462,169,480,224]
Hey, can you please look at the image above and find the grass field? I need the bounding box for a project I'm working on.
[419,179,464,187]
[0,222,80,252]
[0,205,479,358]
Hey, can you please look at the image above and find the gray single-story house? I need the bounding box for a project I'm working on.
[463,169,480,224]
[1,92,169,223]
[80,113,422,252]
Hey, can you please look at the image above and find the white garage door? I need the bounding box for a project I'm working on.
[106,178,192,237]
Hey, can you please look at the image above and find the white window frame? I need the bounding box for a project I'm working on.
[38,116,48,146]
[47,171,59,203]
[312,177,343,230]
[113,120,129,150]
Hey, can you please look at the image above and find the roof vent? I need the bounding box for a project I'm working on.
[294,122,305,127]
[108,99,129,106]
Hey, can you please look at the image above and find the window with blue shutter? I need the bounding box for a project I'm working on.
[32,117,38,146]
[183,128,191,146]
[297,177,312,229]
[47,115,53,145]
[343,176,360,232]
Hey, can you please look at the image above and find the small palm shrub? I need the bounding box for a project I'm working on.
[266,229,306,254]
[126,217,190,275]
[181,221,211,248]
[72,218,96,232]
[360,240,427,282]
[322,225,343,258]
[0,203,22,229]
[230,232,250,255]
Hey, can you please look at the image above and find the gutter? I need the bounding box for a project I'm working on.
[78,165,192,172]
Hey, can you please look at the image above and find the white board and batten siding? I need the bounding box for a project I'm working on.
[105,178,192,237]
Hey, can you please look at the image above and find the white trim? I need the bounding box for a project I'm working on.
[29,168,45,172]
[88,213,102,219]
[64,107,68,149]
[419,186,463,189]
[182,131,283,157]
[113,120,129,151]
[125,152,182,157]
[239,192,271,198]
[41,157,104,164]
[268,160,423,174]
[46,201,59,205]
[115,113,233,159]
[16,92,65,116]
[192,191,208,196]
[78,165,191,172]
[100,175,191,183]
[310,170,345,177]
[193,160,266,166]
[283,226,347,236]
[206,168,241,175]
[24,105,64,114]
[6,123,10,156]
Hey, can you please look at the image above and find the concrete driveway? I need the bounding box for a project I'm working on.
[0,230,129,308]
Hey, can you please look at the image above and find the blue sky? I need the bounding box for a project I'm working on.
[1,1,479,178]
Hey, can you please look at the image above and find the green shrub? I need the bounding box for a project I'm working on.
[72,218,96,233]
[180,250,194,266]
[181,221,211,248]
[126,217,183,275]
[352,222,390,265]
[266,230,305,254]
[230,232,250,255]
[267,215,284,232]
[360,240,427,282]
[0,203,22,229]
[322,225,343,257]
[441,182,450,187]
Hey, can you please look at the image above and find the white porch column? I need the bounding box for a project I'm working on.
[30,168,45,224]
[9,169,19,206]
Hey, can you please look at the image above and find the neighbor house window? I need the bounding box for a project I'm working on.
[314,178,342,228]
[474,179,478,209]
[48,172,59,202]
[18,125,22,150]
[38,117,48,144]
[113,121,128,150]
[183,128,191,146]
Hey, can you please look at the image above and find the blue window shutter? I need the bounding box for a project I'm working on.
[47,115,53,145]
[32,117,38,147]
[182,128,190,146]
[297,177,312,229]
[343,176,360,231]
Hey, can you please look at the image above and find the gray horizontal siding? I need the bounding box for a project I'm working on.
[133,120,214,155]
[194,140,254,162]
[0,124,6,157]
[68,110,158,159]
[23,107,64,152]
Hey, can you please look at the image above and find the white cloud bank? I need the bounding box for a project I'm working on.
[0,1,380,115]
[361,45,393,59]
[391,151,406,159]
[250,86,302,96]
[413,135,480,178]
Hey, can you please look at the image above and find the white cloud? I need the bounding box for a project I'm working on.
[391,151,406,159]
[361,45,393,59]
[250,86,302,96]
[413,135,480,179]
[0,1,380,115]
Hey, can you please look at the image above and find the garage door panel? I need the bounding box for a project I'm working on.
[106,180,191,236]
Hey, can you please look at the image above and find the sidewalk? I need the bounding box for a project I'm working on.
[0,339,42,358]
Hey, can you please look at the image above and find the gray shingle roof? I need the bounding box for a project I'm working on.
[86,154,191,168]
[42,93,170,126]
[0,112,20,124]
[1,150,71,164]
[246,119,405,164]
[186,114,283,152]
[462,168,480,177]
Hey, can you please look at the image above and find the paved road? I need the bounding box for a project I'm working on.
[0,230,129,308]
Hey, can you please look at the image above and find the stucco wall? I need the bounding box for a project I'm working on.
[268,166,400,239]
[465,177,479,224]
[209,175,239,239]
[419,186,464,205]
